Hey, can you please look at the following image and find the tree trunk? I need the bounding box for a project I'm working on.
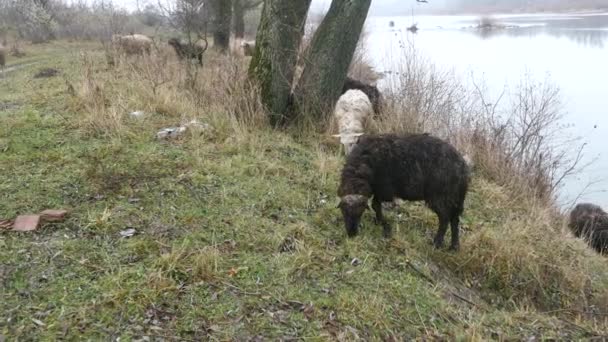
[233,0,245,39]
[211,0,232,51]
[294,0,371,121]
[248,0,312,126]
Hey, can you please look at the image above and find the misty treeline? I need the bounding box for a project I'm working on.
[444,0,608,13]
[0,0,262,44]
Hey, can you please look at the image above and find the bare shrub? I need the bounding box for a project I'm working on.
[378,43,586,203]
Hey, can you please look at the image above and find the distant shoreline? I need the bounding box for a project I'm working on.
[370,9,608,17]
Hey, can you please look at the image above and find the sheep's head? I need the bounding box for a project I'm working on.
[332,133,363,155]
[338,194,369,237]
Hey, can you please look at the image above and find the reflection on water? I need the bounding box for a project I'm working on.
[462,14,608,48]
[366,13,608,207]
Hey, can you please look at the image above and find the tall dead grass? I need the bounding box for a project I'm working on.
[70,44,267,140]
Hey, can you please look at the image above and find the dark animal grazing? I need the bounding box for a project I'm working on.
[168,38,207,65]
[569,203,608,254]
[342,77,382,115]
[34,68,59,79]
[337,134,469,250]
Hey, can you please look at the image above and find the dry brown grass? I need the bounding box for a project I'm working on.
[70,44,267,140]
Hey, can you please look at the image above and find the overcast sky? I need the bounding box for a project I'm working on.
[108,0,445,16]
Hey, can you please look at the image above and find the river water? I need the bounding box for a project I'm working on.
[365,13,608,208]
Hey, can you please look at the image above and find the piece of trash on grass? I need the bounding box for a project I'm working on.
[156,120,212,140]
[156,127,187,140]
[129,110,145,118]
[13,215,41,232]
[350,258,361,266]
[119,228,137,238]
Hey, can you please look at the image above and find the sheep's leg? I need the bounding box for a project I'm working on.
[449,215,460,251]
[372,197,391,238]
[433,215,450,249]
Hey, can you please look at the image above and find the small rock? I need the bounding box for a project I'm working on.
[350,258,361,266]
[120,228,137,238]
[13,215,41,232]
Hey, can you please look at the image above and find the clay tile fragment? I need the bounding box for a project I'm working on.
[13,215,41,232]
[40,209,69,222]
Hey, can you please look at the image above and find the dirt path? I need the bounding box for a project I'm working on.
[0,60,41,78]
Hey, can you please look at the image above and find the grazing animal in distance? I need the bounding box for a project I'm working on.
[569,203,608,254]
[111,34,153,55]
[342,77,382,115]
[338,133,469,250]
[168,37,207,65]
[333,89,373,155]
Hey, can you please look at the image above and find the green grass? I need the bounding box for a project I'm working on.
[1,41,607,340]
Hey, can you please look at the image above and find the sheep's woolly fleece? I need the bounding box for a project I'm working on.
[333,89,373,154]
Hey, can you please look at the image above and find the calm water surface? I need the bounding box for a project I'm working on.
[365,13,608,208]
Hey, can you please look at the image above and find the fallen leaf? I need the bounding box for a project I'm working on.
[31,318,46,327]
[13,215,41,232]
[227,267,238,277]
[303,303,315,320]
[119,228,137,238]
[40,209,68,222]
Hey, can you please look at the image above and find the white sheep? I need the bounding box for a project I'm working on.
[333,89,373,155]
[240,40,255,56]
[112,34,153,55]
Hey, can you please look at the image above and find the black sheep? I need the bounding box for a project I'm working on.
[168,38,206,65]
[569,203,608,254]
[337,133,469,250]
[342,77,382,115]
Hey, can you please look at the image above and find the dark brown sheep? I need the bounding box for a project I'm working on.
[168,38,207,65]
[569,203,608,254]
[337,133,469,250]
[342,77,382,115]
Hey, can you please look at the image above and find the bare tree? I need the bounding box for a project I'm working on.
[158,0,208,48]
[209,0,232,52]
[232,0,262,39]
[248,0,312,125]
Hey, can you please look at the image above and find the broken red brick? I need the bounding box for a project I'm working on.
[13,215,41,232]
[40,209,69,222]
